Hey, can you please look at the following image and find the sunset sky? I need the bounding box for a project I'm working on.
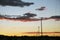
[0,0,60,36]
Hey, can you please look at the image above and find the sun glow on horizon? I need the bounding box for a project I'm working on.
[0,19,60,36]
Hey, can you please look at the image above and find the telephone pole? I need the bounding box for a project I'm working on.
[41,17,43,36]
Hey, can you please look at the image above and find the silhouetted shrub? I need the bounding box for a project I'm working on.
[0,35,60,40]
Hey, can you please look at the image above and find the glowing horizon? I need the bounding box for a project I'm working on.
[0,19,60,36]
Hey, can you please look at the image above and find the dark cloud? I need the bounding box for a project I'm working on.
[24,12,37,17]
[50,16,60,21]
[0,15,50,22]
[12,13,38,22]
[0,14,6,18]
[36,6,46,11]
[0,14,60,22]
[0,13,39,22]
[50,16,60,18]
[0,0,34,7]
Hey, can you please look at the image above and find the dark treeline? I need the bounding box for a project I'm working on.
[0,35,60,40]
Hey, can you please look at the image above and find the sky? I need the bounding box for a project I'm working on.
[0,0,60,36]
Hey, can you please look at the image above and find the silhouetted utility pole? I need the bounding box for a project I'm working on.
[41,17,43,36]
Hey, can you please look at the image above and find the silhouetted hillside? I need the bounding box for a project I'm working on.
[0,35,60,40]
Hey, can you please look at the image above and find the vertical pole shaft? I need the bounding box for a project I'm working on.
[41,18,43,36]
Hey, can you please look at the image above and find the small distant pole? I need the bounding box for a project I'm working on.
[37,26,40,36]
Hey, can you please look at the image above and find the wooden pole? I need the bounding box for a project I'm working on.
[41,17,43,36]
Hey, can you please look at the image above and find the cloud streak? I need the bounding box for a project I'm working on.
[50,15,60,21]
[36,6,46,11]
[0,13,39,22]
[0,14,60,22]
[0,0,34,7]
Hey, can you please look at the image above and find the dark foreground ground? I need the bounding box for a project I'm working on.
[0,35,60,40]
